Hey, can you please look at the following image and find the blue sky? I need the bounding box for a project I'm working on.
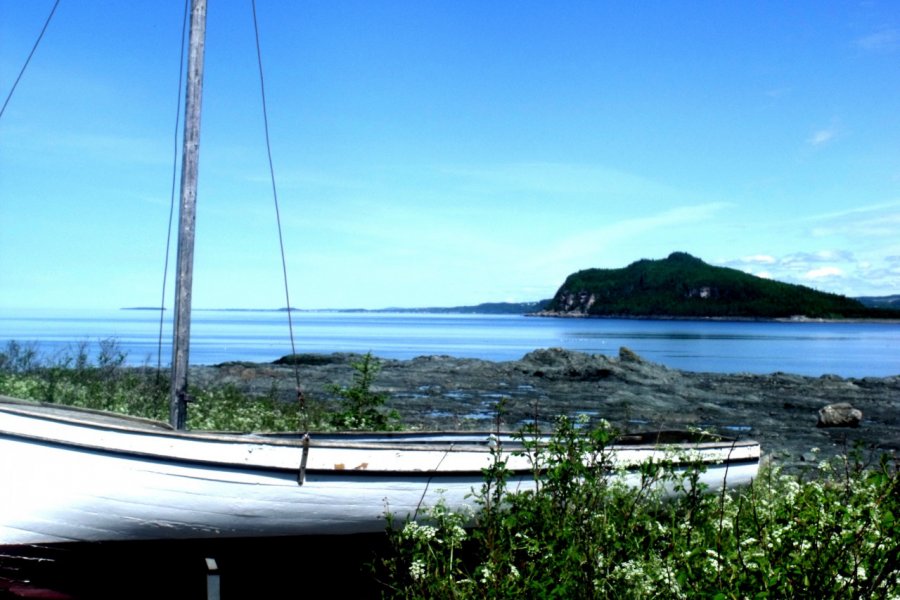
[2,1,899,310]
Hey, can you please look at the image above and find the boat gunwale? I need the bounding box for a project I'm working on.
[1,428,761,480]
[0,395,759,453]
[1,396,760,478]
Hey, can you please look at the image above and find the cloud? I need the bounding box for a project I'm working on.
[541,202,731,267]
[717,245,900,297]
[725,249,851,281]
[440,162,685,201]
[802,266,844,280]
[808,129,835,146]
[4,129,168,166]
[782,250,855,265]
[723,255,776,277]
[806,200,900,222]
[764,87,790,99]
[739,254,776,265]
[804,201,900,238]
[856,29,900,53]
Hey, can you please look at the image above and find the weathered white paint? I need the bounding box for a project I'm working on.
[0,396,760,545]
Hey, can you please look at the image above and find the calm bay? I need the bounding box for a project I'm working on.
[1,308,898,377]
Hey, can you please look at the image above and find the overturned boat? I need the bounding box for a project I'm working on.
[0,396,760,545]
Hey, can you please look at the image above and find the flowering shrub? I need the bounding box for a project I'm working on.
[379,418,900,599]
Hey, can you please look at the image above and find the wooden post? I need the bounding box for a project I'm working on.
[206,558,221,600]
[170,0,207,429]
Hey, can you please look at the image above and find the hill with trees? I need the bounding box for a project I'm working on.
[544,252,899,319]
[856,295,900,310]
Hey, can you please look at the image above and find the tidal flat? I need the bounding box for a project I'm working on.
[195,347,900,471]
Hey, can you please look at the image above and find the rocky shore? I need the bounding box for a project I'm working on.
[194,347,900,472]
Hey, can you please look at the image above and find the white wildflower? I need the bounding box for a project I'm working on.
[449,524,467,544]
[402,521,438,542]
[706,549,721,570]
[402,521,419,540]
[480,564,493,584]
[612,559,643,583]
[409,559,426,581]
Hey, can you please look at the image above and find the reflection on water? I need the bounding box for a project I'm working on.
[1,309,898,377]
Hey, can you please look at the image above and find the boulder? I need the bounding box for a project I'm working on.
[817,402,862,428]
[618,346,643,363]
[519,348,614,381]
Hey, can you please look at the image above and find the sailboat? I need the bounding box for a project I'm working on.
[0,1,760,546]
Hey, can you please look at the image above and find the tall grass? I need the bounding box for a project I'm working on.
[0,341,278,430]
[0,339,169,420]
[0,340,400,432]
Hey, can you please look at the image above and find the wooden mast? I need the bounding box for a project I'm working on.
[170,0,208,429]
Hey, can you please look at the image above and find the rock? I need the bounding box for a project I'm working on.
[817,403,862,428]
[618,347,642,363]
[519,348,614,381]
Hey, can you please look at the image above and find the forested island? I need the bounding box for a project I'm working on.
[542,252,900,319]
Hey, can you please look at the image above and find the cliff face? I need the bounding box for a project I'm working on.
[555,290,597,315]
[545,252,871,319]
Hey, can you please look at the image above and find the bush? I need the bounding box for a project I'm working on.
[187,382,304,432]
[379,419,900,599]
[326,352,400,431]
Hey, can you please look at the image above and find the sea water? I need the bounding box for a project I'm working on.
[1,308,898,377]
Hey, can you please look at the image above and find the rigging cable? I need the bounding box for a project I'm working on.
[251,0,305,423]
[156,0,192,379]
[0,0,61,121]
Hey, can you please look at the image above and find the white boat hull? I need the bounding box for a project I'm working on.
[0,396,760,545]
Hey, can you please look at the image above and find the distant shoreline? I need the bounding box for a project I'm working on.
[118,305,900,323]
[530,310,900,324]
